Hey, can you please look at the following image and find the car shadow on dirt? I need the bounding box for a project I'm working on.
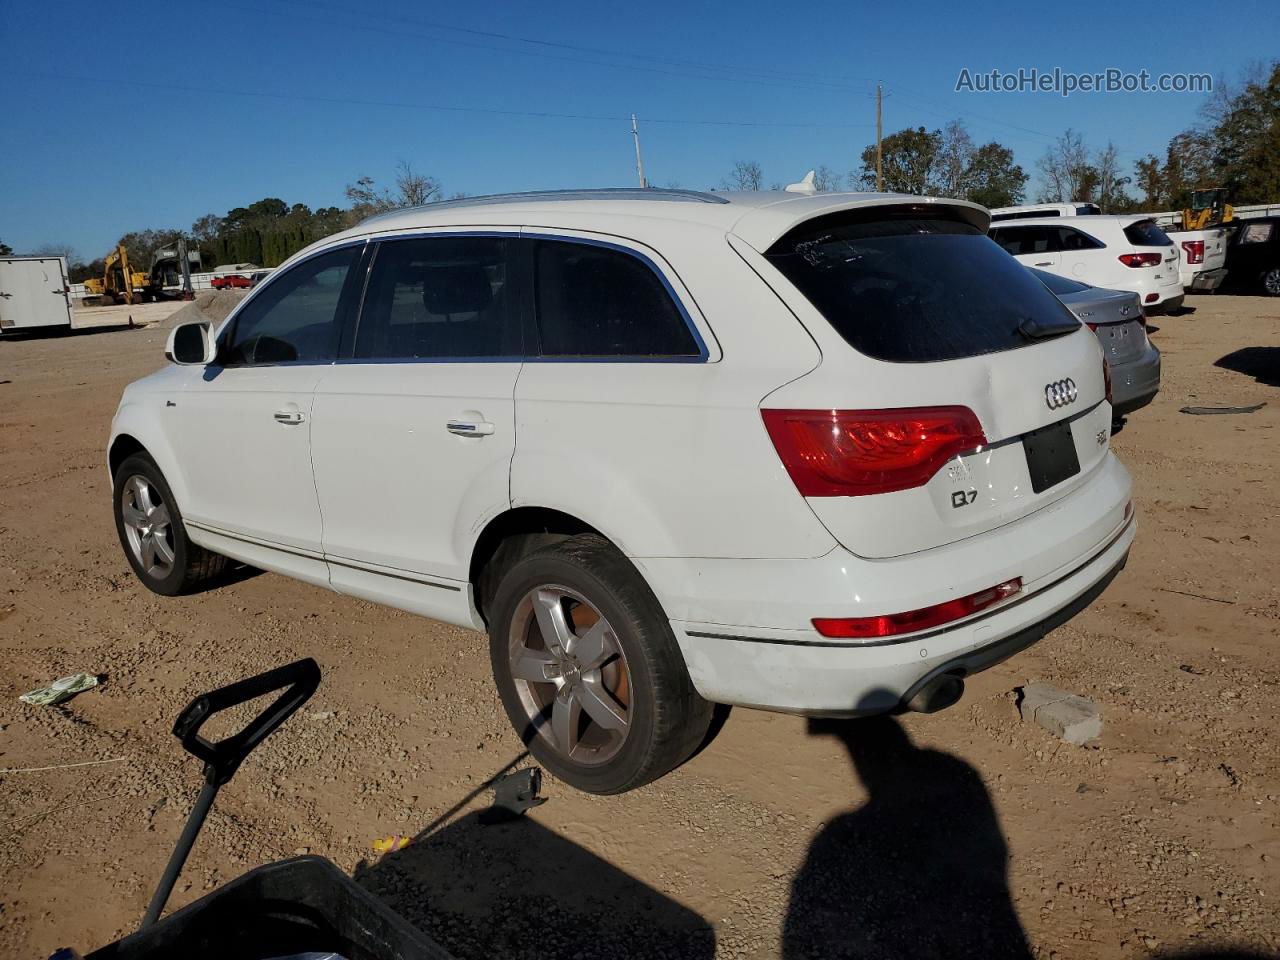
[353,789,716,958]
[1215,347,1280,387]
[352,720,1276,960]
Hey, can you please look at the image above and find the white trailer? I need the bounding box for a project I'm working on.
[0,256,74,333]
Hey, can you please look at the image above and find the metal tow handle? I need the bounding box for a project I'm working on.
[139,658,321,929]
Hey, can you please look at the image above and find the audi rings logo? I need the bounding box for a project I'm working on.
[1044,378,1078,410]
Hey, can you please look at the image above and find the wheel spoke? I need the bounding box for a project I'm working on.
[122,504,147,528]
[510,647,557,683]
[551,687,581,757]
[148,502,170,528]
[152,531,175,566]
[140,535,157,571]
[575,619,618,672]
[532,589,574,657]
[577,677,627,731]
[130,476,156,514]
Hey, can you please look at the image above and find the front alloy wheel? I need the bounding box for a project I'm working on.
[120,474,176,579]
[1262,267,1280,297]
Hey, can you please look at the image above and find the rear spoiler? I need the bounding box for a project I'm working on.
[729,194,991,252]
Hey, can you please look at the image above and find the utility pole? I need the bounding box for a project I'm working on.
[631,113,647,188]
[875,83,883,192]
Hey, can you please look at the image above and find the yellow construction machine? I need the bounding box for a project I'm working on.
[83,245,149,305]
[1181,188,1234,231]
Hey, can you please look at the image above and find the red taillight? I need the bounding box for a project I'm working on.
[761,406,987,497]
[814,577,1023,639]
[1181,240,1204,264]
[1103,358,1113,405]
[1085,321,1099,331]
[1144,293,1159,303]
[1119,252,1162,268]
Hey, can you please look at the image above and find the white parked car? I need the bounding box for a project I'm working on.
[109,189,1135,794]
[989,202,1101,221]
[989,215,1184,314]
[1165,225,1229,292]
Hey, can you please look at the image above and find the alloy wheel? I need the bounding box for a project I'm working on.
[507,585,632,765]
[1264,268,1280,296]
[120,475,176,579]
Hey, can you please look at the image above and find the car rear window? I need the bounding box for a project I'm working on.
[1123,219,1174,246]
[1031,268,1091,296]
[765,207,1080,362]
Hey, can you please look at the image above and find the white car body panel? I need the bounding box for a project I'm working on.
[109,188,1135,717]
[990,215,1183,309]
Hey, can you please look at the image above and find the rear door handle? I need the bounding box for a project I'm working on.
[274,409,306,425]
[1034,261,1053,266]
[446,419,495,437]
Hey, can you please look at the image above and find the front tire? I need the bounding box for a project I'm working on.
[113,453,227,595]
[488,534,712,794]
[1260,266,1280,297]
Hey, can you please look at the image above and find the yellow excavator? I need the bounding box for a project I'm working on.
[83,244,149,305]
[1181,188,1234,231]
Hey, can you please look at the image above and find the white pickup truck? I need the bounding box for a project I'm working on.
[1165,225,1229,292]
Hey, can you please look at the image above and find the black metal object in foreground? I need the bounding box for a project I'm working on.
[139,657,321,929]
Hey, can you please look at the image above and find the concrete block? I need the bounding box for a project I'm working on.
[1019,682,1102,745]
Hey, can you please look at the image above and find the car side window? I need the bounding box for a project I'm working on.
[990,226,1056,256]
[353,236,519,360]
[1056,228,1103,251]
[533,239,700,358]
[221,246,358,366]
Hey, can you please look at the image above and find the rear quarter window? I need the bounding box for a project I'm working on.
[1124,219,1174,246]
[767,208,1080,363]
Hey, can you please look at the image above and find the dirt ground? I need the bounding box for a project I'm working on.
[0,296,1277,959]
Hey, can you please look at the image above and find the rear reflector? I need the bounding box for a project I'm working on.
[814,577,1023,639]
[1181,240,1204,264]
[1119,253,1163,267]
[761,406,987,497]
[1144,293,1159,303]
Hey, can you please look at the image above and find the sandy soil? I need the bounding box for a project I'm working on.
[0,296,1277,959]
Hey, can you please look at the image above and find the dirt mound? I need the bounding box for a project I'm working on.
[158,289,247,329]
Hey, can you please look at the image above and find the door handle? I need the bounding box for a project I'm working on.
[1034,261,1053,266]
[446,419,495,437]
[273,409,306,425]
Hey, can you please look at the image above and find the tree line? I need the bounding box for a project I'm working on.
[721,61,1278,214]
[5,61,1275,282]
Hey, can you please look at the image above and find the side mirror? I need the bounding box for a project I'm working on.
[165,321,216,365]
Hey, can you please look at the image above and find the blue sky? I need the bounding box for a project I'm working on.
[2,0,1277,259]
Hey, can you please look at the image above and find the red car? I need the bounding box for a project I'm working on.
[211,274,253,290]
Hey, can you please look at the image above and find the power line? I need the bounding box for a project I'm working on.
[14,70,873,130]
[218,0,881,96]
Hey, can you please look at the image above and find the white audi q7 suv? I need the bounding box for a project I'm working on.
[109,188,1135,794]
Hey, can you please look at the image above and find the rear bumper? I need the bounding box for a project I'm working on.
[1144,293,1184,316]
[642,455,1134,714]
[1110,345,1161,416]
[1190,267,1228,292]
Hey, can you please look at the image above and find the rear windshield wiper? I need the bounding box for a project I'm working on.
[1017,315,1080,340]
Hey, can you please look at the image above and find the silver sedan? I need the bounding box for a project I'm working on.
[1031,269,1161,417]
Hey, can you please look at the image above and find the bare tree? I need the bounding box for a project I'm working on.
[394,161,441,207]
[721,160,764,191]
[935,121,975,198]
[1037,129,1094,202]
[31,241,77,261]
[813,165,842,192]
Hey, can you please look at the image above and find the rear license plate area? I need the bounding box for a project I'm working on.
[1023,420,1081,494]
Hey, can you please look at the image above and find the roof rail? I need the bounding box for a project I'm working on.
[358,187,729,226]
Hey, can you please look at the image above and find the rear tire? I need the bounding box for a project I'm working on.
[113,453,227,596]
[488,534,713,794]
